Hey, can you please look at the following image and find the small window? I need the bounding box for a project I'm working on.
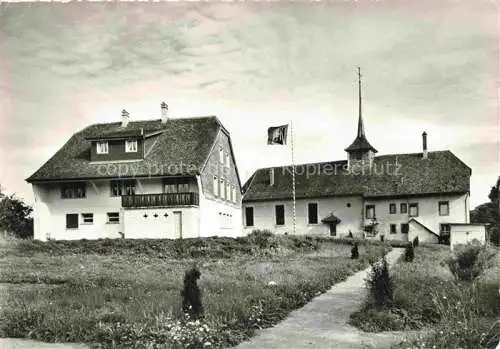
[245,207,254,227]
[81,213,94,224]
[390,224,397,234]
[124,180,136,196]
[389,203,396,214]
[107,212,120,224]
[125,140,138,153]
[219,147,224,163]
[61,182,86,199]
[225,182,230,201]
[346,203,351,208]
[308,203,318,224]
[275,205,285,225]
[96,141,109,154]
[365,205,375,219]
[401,223,409,234]
[66,214,79,229]
[213,176,218,196]
[400,203,408,214]
[409,203,419,217]
[439,201,449,216]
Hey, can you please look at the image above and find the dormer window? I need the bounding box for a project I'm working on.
[96,141,109,154]
[125,140,138,153]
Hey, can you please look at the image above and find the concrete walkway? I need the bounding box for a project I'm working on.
[0,339,89,349]
[234,248,409,349]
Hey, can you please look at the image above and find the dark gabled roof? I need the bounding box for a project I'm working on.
[243,150,471,202]
[26,117,222,182]
[344,135,378,153]
[321,213,341,223]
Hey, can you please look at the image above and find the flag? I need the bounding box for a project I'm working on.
[267,125,288,145]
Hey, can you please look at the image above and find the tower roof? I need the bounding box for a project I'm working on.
[345,67,378,153]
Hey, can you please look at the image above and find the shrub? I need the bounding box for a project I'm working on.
[248,229,275,249]
[351,243,359,259]
[404,244,415,262]
[413,236,419,247]
[446,244,495,282]
[181,268,203,319]
[366,257,393,307]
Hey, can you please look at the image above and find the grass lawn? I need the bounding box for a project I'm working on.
[0,234,389,348]
[349,243,500,349]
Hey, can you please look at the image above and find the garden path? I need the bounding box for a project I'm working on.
[234,248,414,349]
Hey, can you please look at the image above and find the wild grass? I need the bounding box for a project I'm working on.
[0,235,389,348]
[349,243,500,349]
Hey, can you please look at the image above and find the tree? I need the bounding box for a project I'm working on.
[470,177,500,245]
[0,186,34,239]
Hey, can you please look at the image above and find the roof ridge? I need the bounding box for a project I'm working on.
[89,115,219,127]
[252,150,452,172]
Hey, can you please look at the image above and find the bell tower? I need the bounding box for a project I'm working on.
[345,67,378,172]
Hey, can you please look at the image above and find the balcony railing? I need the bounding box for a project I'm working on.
[122,193,199,208]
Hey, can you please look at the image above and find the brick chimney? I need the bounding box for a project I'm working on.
[161,102,168,123]
[121,109,130,128]
[422,131,428,159]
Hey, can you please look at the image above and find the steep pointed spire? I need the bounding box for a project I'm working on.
[345,67,377,153]
[357,66,365,138]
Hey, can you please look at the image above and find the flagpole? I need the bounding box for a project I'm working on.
[290,120,296,235]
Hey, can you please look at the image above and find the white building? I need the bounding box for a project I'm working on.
[27,104,243,241]
[242,74,476,244]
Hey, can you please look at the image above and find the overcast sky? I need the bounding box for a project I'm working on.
[0,1,498,208]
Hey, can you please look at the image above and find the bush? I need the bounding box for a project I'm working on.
[404,244,415,262]
[367,257,393,307]
[181,268,203,319]
[446,244,495,282]
[351,243,359,259]
[247,229,276,249]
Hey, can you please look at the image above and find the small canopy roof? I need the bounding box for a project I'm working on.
[321,213,341,224]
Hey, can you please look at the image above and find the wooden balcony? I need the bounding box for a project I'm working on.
[122,193,199,208]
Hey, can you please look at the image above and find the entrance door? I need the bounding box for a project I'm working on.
[329,223,337,237]
[173,211,182,238]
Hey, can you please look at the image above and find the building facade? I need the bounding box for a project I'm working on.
[27,105,243,241]
[242,73,474,243]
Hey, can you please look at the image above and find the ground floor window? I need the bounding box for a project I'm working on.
[275,205,285,226]
[401,223,409,234]
[66,214,79,229]
[439,224,451,245]
[245,207,254,227]
[81,213,94,224]
[308,203,318,224]
[390,224,397,234]
[107,212,120,224]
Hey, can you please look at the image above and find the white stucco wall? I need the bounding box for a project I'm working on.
[33,180,123,241]
[364,193,469,241]
[408,220,439,243]
[242,196,363,237]
[123,207,199,239]
[450,224,486,250]
[31,177,205,241]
